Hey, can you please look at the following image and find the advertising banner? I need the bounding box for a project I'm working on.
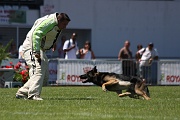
[159,61,180,85]
[0,10,26,24]
[55,59,122,85]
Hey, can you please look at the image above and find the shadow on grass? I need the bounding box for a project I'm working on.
[45,97,96,101]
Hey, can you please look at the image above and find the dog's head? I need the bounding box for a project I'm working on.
[79,66,98,83]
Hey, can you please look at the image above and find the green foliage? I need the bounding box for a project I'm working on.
[0,86,179,120]
[13,71,23,82]
[0,40,13,63]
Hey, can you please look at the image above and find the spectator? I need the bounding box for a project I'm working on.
[15,12,71,100]
[79,40,95,59]
[9,42,18,58]
[137,42,159,80]
[63,33,79,59]
[58,35,66,58]
[118,40,135,76]
[135,44,143,75]
[135,44,143,61]
[18,44,23,59]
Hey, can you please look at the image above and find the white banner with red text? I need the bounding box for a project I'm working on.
[158,60,180,85]
[49,59,122,85]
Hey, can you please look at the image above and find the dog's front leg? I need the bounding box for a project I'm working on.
[118,92,131,97]
[102,84,107,92]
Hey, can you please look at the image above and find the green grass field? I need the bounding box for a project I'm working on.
[0,86,179,120]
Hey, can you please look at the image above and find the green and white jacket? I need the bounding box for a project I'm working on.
[22,12,61,53]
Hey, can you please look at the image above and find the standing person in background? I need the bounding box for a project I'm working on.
[15,12,71,100]
[18,44,23,59]
[135,44,143,61]
[63,33,79,59]
[9,42,18,58]
[79,40,95,59]
[58,35,66,58]
[118,40,135,76]
[135,44,143,76]
[137,42,159,79]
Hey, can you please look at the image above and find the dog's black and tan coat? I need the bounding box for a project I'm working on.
[80,66,150,100]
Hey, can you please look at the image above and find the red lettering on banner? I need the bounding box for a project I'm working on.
[67,74,83,82]
[67,75,71,81]
[49,69,57,75]
[166,75,180,83]
[71,75,76,82]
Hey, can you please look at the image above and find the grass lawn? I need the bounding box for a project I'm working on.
[0,86,179,120]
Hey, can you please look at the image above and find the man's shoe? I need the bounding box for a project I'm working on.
[30,95,43,101]
[16,93,28,100]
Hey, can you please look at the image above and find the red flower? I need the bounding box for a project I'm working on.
[9,62,13,65]
[14,65,20,70]
[12,61,29,84]
[20,70,29,81]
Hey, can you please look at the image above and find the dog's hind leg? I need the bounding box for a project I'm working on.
[138,79,150,97]
[134,83,151,100]
[139,79,146,91]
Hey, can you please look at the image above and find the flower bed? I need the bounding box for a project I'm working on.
[1,61,29,84]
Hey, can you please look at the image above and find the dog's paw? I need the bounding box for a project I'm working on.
[102,86,107,92]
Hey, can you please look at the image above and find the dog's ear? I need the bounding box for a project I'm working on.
[93,66,97,73]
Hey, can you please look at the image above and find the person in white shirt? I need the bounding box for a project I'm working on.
[136,42,159,79]
[63,33,79,59]
[18,44,23,59]
[79,41,95,60]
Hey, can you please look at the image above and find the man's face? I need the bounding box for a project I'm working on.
[148,45,153,50]
[125,41,130,48]
[58,20,69,29]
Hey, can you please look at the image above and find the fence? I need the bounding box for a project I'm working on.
[1,59,180,86]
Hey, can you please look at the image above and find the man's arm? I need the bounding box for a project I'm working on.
[32,17,56,54]
[118,48,123,60]
[63,40,75,52]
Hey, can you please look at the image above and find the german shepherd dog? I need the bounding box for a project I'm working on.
[80,66,150,100]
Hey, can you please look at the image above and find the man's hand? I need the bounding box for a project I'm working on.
[34,53,40,59]
[34,53,41,65]
[52,43,56,52]
[149,58,153,64]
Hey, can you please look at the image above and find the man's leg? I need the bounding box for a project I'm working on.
[28,50,46,99]
[16,50,34,99]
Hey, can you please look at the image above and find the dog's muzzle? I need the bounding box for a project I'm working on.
[79,74,88,83]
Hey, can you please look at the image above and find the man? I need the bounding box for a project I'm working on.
[118,40,135,76]
[137,42,159,79]
[63,32,79,59]
[15,13,71,100]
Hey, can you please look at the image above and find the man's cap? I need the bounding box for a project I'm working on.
[72,33,77,37]
[148,42,154,47]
